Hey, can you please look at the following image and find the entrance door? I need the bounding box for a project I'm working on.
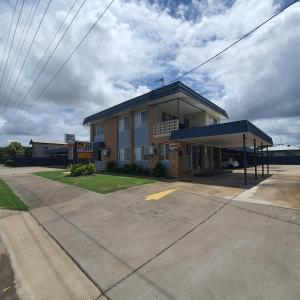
[95,150,103,171]
[192,145,202,171]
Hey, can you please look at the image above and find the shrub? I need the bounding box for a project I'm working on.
[152,161,165,178]
[141,167,150,176]
[106,161,116,172]
[70,163,96,176]
[85,163,96,175]
[122,164,130,174]
[128,163,138,174]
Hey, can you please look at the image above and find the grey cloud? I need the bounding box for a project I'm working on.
[0,0,299,146]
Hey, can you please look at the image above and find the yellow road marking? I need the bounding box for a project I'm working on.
[145,189,177,201]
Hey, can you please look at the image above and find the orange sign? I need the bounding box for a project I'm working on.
[78,152,93,159]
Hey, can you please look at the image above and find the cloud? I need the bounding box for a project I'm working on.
[0,0,299,146]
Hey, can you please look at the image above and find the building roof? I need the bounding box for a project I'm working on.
[170,120,273,147]
[29,139,67,145]
[83,81,228,125]
[267,144,300,151]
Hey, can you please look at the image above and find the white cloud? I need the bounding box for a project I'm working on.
[0,0,299,146]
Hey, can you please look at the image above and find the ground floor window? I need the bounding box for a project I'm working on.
[134,145,149,161]
[118,147,129,161]
[159,143,169,160]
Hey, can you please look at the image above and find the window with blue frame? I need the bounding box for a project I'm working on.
[134,111,148,128]
[134,145,149,161]
[95,124,103,136]
[118,147,129,161]
[118,116,130,131]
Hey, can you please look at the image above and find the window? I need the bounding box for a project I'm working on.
[134,111,148,128]
[118,116,130,131]
[118,147,129,161]
[95,124,103,136]
[159,143,169,160]
[162,112,177,122]
[141,111,148,127]
[134,145,149,161]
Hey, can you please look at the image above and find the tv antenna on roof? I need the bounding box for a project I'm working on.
[155,77,165,87]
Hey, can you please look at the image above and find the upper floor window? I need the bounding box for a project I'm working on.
[118,116,130,132]
[134,111,148,128]
[162,112,177,122]
[95,124,103,136]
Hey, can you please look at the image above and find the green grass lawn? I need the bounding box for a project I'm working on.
[34,171,157,194]
[0,178,28,210]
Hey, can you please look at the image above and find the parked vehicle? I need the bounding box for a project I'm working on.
[222,158,239,168]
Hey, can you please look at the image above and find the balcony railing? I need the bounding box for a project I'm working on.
[153,119,179,137]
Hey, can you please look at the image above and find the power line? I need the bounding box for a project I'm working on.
[167,0,298,84]
[0,0,19,78]
[0,0,38,103]
[11,0,80,113]
[8,0,84,117]
[0,0,26,95]
[15,0,117,120]
[2,0,52,113]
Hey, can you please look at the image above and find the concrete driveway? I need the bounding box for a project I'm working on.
[1,165,300,300]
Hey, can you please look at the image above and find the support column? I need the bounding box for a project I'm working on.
[129,111,135,163]
[267,146,269,175]
[243,134,247,185]
[253,139,257,180]
[261,141,264,177]
[177,98,180,119]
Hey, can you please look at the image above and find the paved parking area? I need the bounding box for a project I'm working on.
[1,165,300,299]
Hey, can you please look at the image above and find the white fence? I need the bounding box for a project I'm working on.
[153,119,179,137]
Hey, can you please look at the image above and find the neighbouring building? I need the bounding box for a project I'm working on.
[83,81,273,178]
[261,144,300,165]
[29,139,68,158]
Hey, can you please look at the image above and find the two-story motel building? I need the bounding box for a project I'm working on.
[83,81,273,181]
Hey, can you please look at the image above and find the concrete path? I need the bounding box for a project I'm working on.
[0,211,100,300]
[233,165,300,209]
[1,165,300,299]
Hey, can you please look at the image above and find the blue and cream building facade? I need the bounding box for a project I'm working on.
[84,81,273,178]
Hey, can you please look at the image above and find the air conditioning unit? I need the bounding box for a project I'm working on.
[145,145,155,155]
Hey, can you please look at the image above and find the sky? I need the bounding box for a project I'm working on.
[0,0,299,146]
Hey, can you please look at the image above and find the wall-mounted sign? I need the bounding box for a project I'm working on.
[78,152,93,159]
[65,134,75,144]
[68,144,74,160]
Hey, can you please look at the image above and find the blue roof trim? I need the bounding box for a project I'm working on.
[83,81,228,124]
[170,120,273,145]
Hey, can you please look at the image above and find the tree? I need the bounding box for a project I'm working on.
[7,142,25,159]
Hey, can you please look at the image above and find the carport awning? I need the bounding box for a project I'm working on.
[170,120,273,148]
[93,141,105,150]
